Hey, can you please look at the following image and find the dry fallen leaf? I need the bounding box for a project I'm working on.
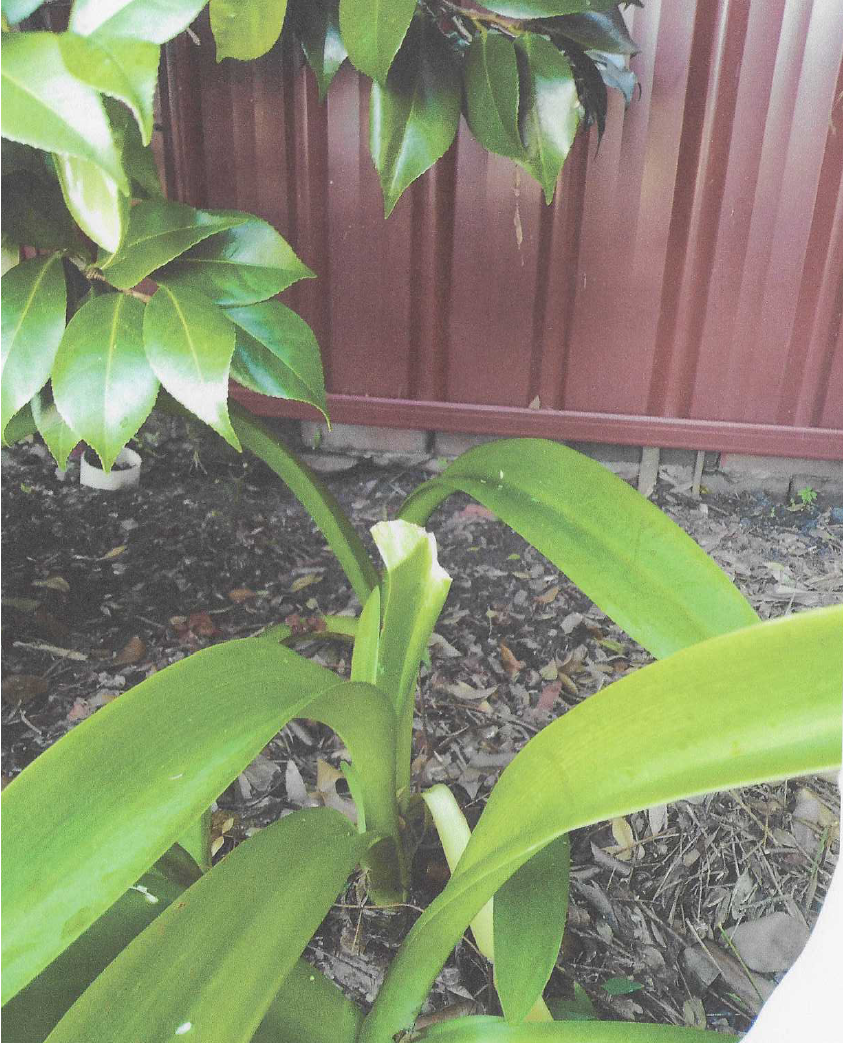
[67,698,93,722]
[285,760,309,805]
[113,635,146,666]
[32,576,70,593]
[534,681,562,715]
[98,545,127,561]
[535,585,560,605]
[647,804,668,837]
[290,574,322,592]
[186,611,217,637]
[315,758,357,824]
[227,587,256,603]
[500,643,524,678]
[610,816,636,861]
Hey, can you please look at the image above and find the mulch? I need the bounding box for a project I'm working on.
[2,418,840,1034]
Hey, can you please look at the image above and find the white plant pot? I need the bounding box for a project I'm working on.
[80,447,142,491]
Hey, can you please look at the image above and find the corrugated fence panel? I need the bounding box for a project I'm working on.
[162,3,843,459]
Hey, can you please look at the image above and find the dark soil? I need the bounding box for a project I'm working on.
[2,420,840,1033]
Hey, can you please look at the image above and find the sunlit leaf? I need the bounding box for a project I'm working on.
[52,294,158,471]
[1,33,128,191]
[476,1,624,16]
[340,0,416,84]
[53,153,129,253]
[69,0,208,44]
[210,0,289,61]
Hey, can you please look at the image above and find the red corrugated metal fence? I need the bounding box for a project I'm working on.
[161,0,843,460]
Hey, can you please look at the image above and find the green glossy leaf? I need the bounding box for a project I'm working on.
[546,983,597,1022]
[53,153,129,253]
[370,16,460,217]
[231,405,378,604]
[296,0,348,100]
[339,0,416,84]
[69,0,208,43]
[2,849,199,1043]
[494,835,570,1024]
[1,254,66,440]
[1,34,128,191]
[52,294,158,471]
[211,0,288,61]
[464,33,525,161]
[143,282,239,449]
[251,958,363,1043]
[229,300,327,421]
[1,638,395,1002]
[98,200,248,289]
[2,0,44,24]
[416,1015,714,1041]
[477,0,623,16]
[157,214,315,305]
[551,10,639,56]
[371,520,451,803]
[58,31,160,145]
[359,606,843,1041]
[177,808,213,873]
[44,809,365,1043]
[350,586,382,685]
[515,34,581,204]
[30,391,81,470]
[398,440,759,659]
[1,401,37,447]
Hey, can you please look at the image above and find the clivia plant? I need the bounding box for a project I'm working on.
[1,1,841,1041]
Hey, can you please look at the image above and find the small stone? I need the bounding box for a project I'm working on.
[830,506,843,523]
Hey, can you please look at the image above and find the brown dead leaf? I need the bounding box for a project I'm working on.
[535,681,562,714]
[527,396,541,411]
[539,661,558,681]
[535,585,560,605]
[2,674,49,705]
[67,698,93,722]
[500,643,524,678]
[98,545,127,561]
[455,504,497,521]
[285,760,309,805]
[32,576,70,593]
[113,635,146,666]
[315,758,357,824]
[290,574,322,593]
[187,611,217,637]
[558,672,578,696]
[227,587,256,603]
[610,816,636,860]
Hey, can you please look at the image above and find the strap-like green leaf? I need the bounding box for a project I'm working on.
[52,294,158,471]
[515,34,581,204]
[53,153,129,253]
[476,1,624,16]
[360,606,843,1040]
[1,639,392,1002]
[98,199,249,289]
[228,300,327,416]
[231,405,379,604]
[143,282,239,449]
[494,835,569,1024]
[1,253,66,440]
[371,520,452,804]
[1,401,38,448]
[43,809,365,1043]
[30,391,81,470]
[370,16,461,217]
[296,0,348,100]
[210,0,289,61]
[1,33,128,192]
[158,214,315,305]
[464,33,526,161]
[417,1015,715,1041]
[252,957,363,1043]
[398,439,759,659]
[58,31,160,145]
[2,849,200,1043]
[339,0,416,84]
[68,0,208,44]
[550,10,639,56]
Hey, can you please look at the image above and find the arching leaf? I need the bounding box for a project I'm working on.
[53,153,129,253]
[30,392,80,470]
[476,1,624,17]
[210,0,289,61]
[550,9,639,56]
[69,0,208,44]
[464,33,525,161]
[1,253,66,439]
